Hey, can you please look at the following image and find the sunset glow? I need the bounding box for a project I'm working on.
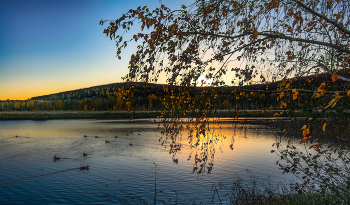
[0,0,188,100]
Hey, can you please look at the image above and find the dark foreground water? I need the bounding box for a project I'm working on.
[0,119,298,204]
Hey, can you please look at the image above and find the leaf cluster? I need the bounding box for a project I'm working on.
[101,0,350,86]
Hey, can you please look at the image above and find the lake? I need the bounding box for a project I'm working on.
[0,119,299,204]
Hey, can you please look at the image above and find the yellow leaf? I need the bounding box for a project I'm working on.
[292,88,299,100]
[280,101,287,108]
[333,92,342,101]
[301,125,308,130]
[309,117,313,120]
[277,92,285,100]
[324,99,336,109]
[312,92,321,98]
[274,112,279,116]
[279,81,287,87]
[323,122,327,131]
[331,75,339,82]
[317,82,327,95]
[303,128,310,137]
[286,83,290,89]
[348,90,350,96]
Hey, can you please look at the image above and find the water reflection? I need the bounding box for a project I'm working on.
[0,119,296,204]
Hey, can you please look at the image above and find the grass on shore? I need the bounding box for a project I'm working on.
[116,173,345,205]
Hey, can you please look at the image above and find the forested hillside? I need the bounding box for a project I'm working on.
[1,72,349,112]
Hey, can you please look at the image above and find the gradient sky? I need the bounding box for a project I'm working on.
[0,0,189,100]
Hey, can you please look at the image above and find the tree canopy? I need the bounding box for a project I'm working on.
[100,2,350,201]
[101,0,350,86]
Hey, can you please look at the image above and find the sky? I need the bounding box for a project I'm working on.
[0,0,190,100]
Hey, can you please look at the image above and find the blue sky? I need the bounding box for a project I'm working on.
[0,0,189,100]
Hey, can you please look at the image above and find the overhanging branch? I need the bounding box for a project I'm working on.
[295,0,350,36]
[184,31,350,55]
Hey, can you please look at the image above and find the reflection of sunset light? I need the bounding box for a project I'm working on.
[153,122,281,177]
[158,121,279,175]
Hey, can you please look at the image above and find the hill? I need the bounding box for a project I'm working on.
[0,71,349,113]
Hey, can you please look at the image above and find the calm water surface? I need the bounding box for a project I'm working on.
[0,119,297,204]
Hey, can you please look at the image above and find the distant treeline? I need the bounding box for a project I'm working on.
[1,76,349,112]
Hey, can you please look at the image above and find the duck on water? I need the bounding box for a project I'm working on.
[80,165,89,171]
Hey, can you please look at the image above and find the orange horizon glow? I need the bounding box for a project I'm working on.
[0,80,125,101]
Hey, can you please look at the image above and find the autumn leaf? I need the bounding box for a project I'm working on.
[312,92,321,98]
[333,92,342,100]
[280,101,287,108]
[323,122,327,131]
[317,82,327,95]
[309,143,320,149]
[331,75,339,82]
[302,128,310,137]
[324,99,336,109]
[277,92,285,100]
[252,30,258,38]
[292,88,299,100]
[285,83,290,89]
[300,125,308,130]
[300,136,308,143]
[301,125,310,137]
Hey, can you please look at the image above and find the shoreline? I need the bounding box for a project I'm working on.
[0,109,341,120]
[0,110,160,120]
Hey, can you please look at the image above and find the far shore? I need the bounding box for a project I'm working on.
[0,110,160,120]
[1,109,346,120]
